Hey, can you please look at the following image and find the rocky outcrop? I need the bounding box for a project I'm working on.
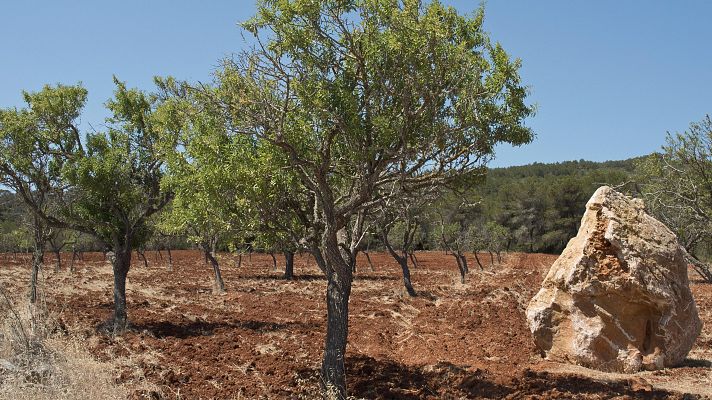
[526,186,702,373]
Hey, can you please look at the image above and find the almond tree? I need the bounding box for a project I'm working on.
[376,186,436,296]
[156,81,256,294]
[46,228,72,272]
[245,143,314,279]
[0,80,173,333]
[637,115,712,282]
[0,84,85,303]
[441,218,471,282]
[484,221,509,265]
[214,1,534,396]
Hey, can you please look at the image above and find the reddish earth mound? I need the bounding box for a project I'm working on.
[0,250,709,399]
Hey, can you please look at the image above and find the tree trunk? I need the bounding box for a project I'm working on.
[383,232,416,296]
[236,252,242,268]
[71,245,80,272]
[70,250,77,273]
[488,251,495,267]
[685,251,712,283]
[320,243,352,399]
[382,229,417,296]
[167,247,173,271]
[364,251,375,271]
[205,250,226,294]
[29,216,47,304]
[460,252,469,274]
[53,249,61,272]
[138,250,148,268]
[321,274,351,399]
[110,245,132,335]
[399,254,417,297]
[29,247,43,304]
[270,252,277,271]
[409,252,419,269]
[284,251,295,280]
[311,246,328,276]
[453,253,466,284]
[472,251,484,270]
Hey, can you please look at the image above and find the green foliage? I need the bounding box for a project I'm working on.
[156,78,309,254]
[0,84,87,222]
[156,81,255,251]
[1,80,172,251]
[386,220,422,251]
[218,0,534,219]
[474,159,634,253]
[636,116,712,259]
[56,78,172,248]
[484,221,509,254]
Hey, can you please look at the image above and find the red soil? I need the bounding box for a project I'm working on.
[0,250,709,399]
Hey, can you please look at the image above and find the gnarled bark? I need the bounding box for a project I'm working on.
[320,231,353,399]
[205,249,225,294]
[109,245,131,335]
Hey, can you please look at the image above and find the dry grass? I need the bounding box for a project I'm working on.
[0,285,131,400]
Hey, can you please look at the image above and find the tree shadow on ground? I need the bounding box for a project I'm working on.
[346,355,511,399]
[516,370,688,400]
[235,273,398,282]
[235,273,325,281]
[100,319,320,339]
[680,358,712,368]
[342,355,689,399]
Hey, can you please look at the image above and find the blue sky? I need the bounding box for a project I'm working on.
[1,1,711,167]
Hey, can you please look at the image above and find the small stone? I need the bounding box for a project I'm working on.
[629,376,653,392]
[526,186,703,373]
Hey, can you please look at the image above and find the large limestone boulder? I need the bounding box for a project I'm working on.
[526,186,702,373]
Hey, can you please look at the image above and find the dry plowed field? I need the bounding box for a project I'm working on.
[1,251,710,399]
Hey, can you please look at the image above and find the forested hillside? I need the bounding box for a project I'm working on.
[471,158,640,254]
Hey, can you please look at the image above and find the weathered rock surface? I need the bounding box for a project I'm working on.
[526,186,702,373]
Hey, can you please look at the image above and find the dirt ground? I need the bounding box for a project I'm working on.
[0,250,710,399]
